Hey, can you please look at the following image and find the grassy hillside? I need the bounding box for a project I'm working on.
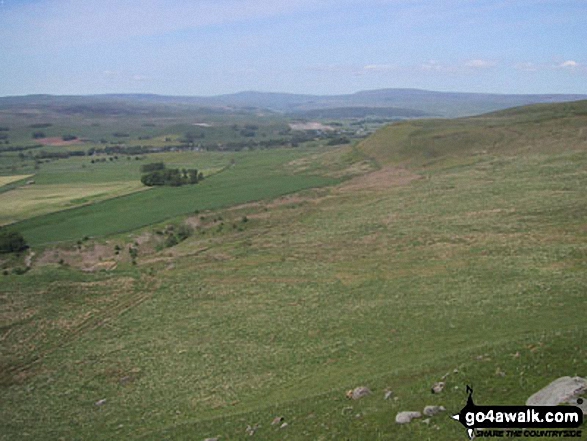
[1,101,586,440]
[359,99,587,167]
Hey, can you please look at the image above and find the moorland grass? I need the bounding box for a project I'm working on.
[1,102,586,440]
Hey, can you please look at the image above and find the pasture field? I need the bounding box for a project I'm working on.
[0,152,230,227]
[0,174,33,187]
[7,147,352,245]
[1,101,586,440]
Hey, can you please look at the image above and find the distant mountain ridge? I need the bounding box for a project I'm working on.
[1,89,586,118]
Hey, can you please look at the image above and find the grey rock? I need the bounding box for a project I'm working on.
[279,422,288,429]
[204,438,219,441]
[431,382,445,394]
[423,405,446,417]
[384,390,394,400]
[395,411,422,424]
[347,386,372,400]
[527,376,587,414]
[95,399,107,406]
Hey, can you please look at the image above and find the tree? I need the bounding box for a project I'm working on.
[0,230,28,254]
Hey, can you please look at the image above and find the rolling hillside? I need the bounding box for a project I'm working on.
[359,99,587,166]
[1,101,586,440]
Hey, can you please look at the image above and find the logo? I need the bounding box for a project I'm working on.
[451,386,584,439]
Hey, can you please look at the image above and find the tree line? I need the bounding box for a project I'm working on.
[140,163,203,187]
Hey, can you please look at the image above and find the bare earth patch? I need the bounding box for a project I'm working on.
[37,243,119,272]
[289,122,334,131]
[336,167,421,192]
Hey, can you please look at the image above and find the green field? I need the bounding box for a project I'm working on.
[6,148,345,245]
[1,101,586,440]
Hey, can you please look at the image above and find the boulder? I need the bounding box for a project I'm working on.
[526,376,587,414]
[395,411,422,424]
[423,405,446,417]
[346,386,372,400]
[431,381,445,394]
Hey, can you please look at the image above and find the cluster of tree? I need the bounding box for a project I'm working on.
[326,136,351,146]
[0,144,42,153]
[0,230,28,254]
[35,150,85,159]
[140,163,203,187]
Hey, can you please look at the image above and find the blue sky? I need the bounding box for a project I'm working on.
[0,0,585,96]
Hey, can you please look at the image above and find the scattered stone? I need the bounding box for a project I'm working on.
[204,438,219,441]
[279,422,288,429]
[395,411,422,424]
[384,390,394,400]
[495,367,506,377]
[346,386,372,400]
[271,416,284,426]
[95,399,107,406]
[423,405,446,417]
[526,376,587,414]
[422,418,431,424]
[245,424,259,436]
[431,382,445,394]
[119,375,135,385]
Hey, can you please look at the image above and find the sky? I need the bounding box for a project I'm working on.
[0,0,585,97]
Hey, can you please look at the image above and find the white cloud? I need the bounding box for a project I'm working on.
[464,59,496,69]
[362,64,396,72]
[560,60,579,68]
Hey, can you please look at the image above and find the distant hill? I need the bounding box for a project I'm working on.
[358,99,587,166]
[291,106,431,119]
[1,89,586,119]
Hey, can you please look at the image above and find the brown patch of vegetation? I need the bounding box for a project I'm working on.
[336,167,421,192]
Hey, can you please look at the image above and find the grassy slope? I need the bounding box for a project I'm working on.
[1,101,586,440]
[360,99,587,168]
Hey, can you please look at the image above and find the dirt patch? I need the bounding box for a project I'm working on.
[289,122,334,131]
[38,137,84,146]
[336,167,421,192]
[37,243,119,271]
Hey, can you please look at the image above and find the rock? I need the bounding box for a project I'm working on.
[526,376,587,414]
[423,405,446,417]
[346,386,372,400]
[245,424,259,436]
[271,416,284,426]
[204,438,219,441]
[395,411,422,424]
[384,390,394,400]
[279,422,288,429]
[431,382,445,394]
[95,399,107,406]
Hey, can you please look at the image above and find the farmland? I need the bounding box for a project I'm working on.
[0,100,586,440]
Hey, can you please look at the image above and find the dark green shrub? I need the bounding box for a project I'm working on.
[0,230,28,254]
